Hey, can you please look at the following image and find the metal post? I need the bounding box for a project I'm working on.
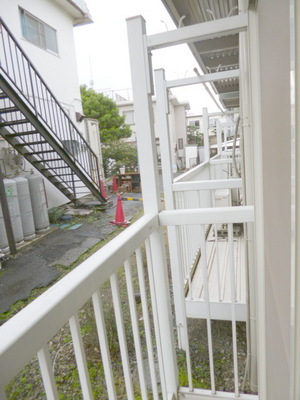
[216,119,222,155]
[154,68,189,350]
[203,107,210,162]
[127,16,178,398]
[0,167,16,255]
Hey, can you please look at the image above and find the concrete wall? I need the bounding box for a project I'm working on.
[257,0,291,397]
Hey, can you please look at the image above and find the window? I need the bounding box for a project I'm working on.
[20,8,58,54]
[189,120,200,128]
[123,110,135,125]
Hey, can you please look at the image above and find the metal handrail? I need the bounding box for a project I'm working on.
[0,18,101,193]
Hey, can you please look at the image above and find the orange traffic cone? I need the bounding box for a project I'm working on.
[100,180,107,199]
[112,176,118,192]
[110,193,129,227]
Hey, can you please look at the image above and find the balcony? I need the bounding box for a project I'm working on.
[0,12,258,400]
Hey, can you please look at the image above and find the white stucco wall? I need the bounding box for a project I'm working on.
[0,0,93,208]
[118,96,188,170]
[1,0,84,122]
[256,0,291,397]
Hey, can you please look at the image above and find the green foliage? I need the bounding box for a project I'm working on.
[187,125,204,146]
[80,85,138,177]
[102,140,138,177]
[80,85,132,144]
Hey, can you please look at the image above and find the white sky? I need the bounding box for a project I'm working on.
[74,0,221,115]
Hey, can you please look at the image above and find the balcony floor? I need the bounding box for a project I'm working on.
[186,226,247,321]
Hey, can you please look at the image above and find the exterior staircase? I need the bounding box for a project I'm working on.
[0,18,106,204]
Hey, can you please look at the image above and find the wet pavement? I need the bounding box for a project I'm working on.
[0,193,143,315]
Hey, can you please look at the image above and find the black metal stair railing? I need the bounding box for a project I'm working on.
[0,17,106,203]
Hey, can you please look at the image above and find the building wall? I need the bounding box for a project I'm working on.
[0,0,100,208]
[257,0,291,397]
[1,0,84,122]
[118,96,189,170]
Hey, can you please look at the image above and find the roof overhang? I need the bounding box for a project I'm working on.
[161,0,241,110]
[54,0,93,26]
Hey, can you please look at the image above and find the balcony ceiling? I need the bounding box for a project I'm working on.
[161,0,240,110]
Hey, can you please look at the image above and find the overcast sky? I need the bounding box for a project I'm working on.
[74,0,220,114]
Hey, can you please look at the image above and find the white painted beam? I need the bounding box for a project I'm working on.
[178,387,258,399]
[166,69,240,89]
[159,206,254,226]
[172,178,243,191]
[185,299,246,322]
[147,14,248,50]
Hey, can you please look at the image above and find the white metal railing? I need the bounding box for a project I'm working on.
[0,208,257,400]
[0,214,171,400]
[171,157,243,283]
[160,206,256,398]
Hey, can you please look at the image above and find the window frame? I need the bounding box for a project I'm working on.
[123,110,135,125]
[19,8,59,55]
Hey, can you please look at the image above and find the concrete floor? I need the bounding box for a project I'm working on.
[0,192,143,316]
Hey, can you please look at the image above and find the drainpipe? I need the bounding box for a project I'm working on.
[239,0,258,392]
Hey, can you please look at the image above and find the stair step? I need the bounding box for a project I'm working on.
[5,130,39,137]
[24,149,55,155]
[40,166,71,170]
[0,106,19,113]
[33,158,62,163]
[15,140,46,146]
[0,119,28,126]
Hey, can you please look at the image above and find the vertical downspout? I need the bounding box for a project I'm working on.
[239,0,268,397]
[290,0,300,398]
[239,0,259,393]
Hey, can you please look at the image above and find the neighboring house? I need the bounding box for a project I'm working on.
[0,0,105,208]
[117,94,190,171]
[186,112,237,164]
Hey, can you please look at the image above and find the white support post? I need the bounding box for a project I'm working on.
[126,16,161,215]
[127,16,178,399]
[203,108,210,162]
[154,68,189,351]
[216,120,222,155]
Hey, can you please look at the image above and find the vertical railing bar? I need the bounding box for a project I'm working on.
[144,238,167,397]
[124,258,149,400]
[199,224,216,393]
[110,272,135,399]
[0,24,9,73]
[36,75,43,118]
[14,42,22,92]
[7,35,17,83]
[228,223,239,396]
[92,290,117,399]
[135,246,160,400]
[214,224,222,301]
[69,314,94,400]
[173,226,194,392]
[37,344,59,400]
[21,56,30,99]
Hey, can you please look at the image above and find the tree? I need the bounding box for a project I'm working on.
[187,125,204,146]
[80,86,131,143]
[102,141,138,177]
[81,86,138,177]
